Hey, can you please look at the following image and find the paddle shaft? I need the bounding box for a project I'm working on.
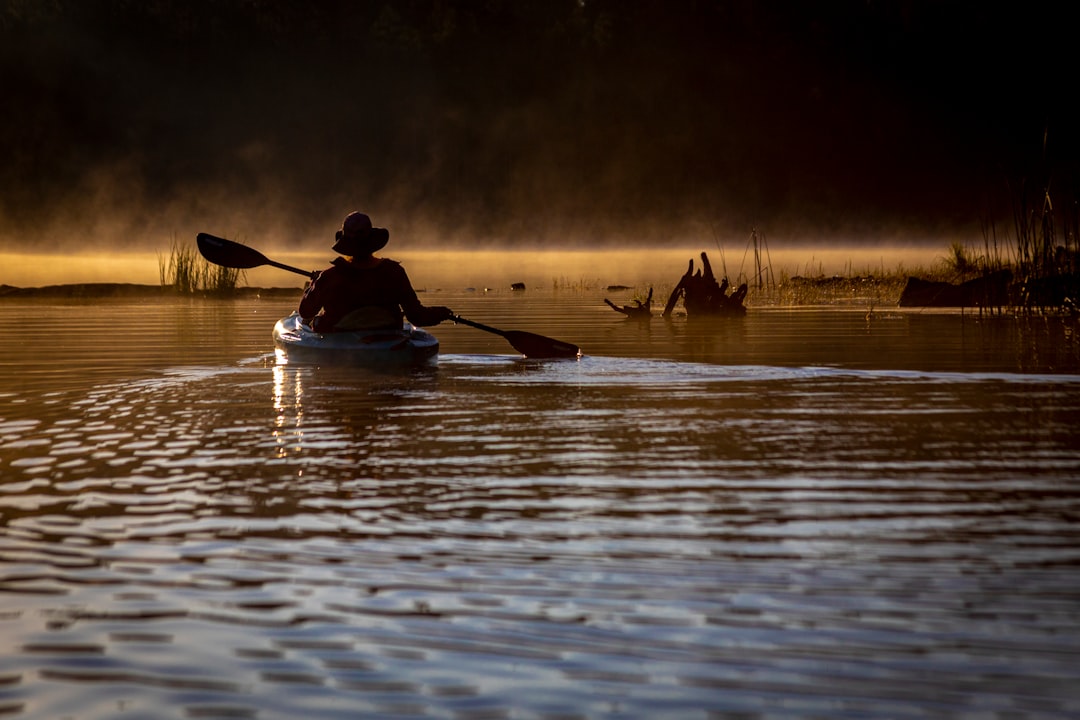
[450,315,507,337]
[266,259,312,277]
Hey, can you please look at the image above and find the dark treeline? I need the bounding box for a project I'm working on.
[1,0,1076,249]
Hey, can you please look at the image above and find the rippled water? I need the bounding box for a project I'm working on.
[2,292,1080,719]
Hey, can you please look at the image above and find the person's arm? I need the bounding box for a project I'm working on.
[298,269,328,320]
[394,264,452,327]
[406,304,454,327]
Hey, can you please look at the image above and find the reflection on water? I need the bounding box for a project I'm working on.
[1,295,1079,718]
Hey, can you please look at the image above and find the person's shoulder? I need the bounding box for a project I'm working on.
[375,257,404,273]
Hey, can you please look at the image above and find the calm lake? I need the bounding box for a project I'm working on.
[2,287,1079,719]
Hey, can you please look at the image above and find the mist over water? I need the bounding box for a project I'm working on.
[2,2,1076,255]
[2,245,945,291]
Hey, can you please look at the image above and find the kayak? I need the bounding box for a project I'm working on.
[272,312,439,365]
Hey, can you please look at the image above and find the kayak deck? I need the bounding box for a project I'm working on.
[272,312,439,364]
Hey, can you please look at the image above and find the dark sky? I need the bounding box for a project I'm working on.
[1,0,1076,250]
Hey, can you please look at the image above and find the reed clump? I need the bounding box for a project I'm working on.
[756,270,919,307]
[551,275,604,291]
[1004,181,1078,313]
[158,238,244,294]
[746,252,937,307]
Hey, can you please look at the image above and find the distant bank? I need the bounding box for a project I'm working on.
[0,283,300,299]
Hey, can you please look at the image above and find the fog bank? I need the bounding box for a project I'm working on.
[2,1,1076,254]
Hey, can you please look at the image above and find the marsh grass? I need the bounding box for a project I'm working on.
[1005,180,1079,311]
[753,270,920,307]
[943,241,981,278]
[748,176,1075,311]
[552,275,605,291]
[158,237,244,294]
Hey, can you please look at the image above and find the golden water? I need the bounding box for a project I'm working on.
[1,291,1079,718]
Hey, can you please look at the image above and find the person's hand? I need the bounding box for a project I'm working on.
[434,306,453,323]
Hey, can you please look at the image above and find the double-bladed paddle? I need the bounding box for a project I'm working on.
[196,233,581,359]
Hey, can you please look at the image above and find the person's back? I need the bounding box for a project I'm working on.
[299,212,452,332]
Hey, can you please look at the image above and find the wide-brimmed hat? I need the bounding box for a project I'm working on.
[332,211,390,256]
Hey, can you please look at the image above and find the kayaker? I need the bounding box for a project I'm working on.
[299,212,453,332]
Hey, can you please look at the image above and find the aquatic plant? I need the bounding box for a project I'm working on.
[941,241,981,278]
[1007,180,1079,311]
[158,237,244,294]
[551,275,603,291]
[758,271,916,308]
[206,253,246,293]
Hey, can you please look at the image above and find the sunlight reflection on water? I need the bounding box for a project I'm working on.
[1,297,1079,718]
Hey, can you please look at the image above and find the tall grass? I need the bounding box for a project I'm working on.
[158,237,244,294]
[754,268,917,307]
[1000,177,1079,312]
[941,241,980,278]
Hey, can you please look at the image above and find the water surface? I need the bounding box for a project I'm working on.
[2,292,1079,718]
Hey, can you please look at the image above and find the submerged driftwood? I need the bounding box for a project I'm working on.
[604,287,653,319]
[898,269,1012,307]
[662,252,747,318]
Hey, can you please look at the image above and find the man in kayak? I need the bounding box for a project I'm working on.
[299,212,454,332]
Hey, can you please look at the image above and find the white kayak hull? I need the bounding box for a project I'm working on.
[272,312,439,364]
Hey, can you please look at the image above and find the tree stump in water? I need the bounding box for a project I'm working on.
[604,287,653,319]
[662,252,747,318]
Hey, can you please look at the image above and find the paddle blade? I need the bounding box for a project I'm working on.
[197,233,271,269]
[504,330,581,359]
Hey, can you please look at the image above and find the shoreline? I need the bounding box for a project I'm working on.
[0,283,302,300]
